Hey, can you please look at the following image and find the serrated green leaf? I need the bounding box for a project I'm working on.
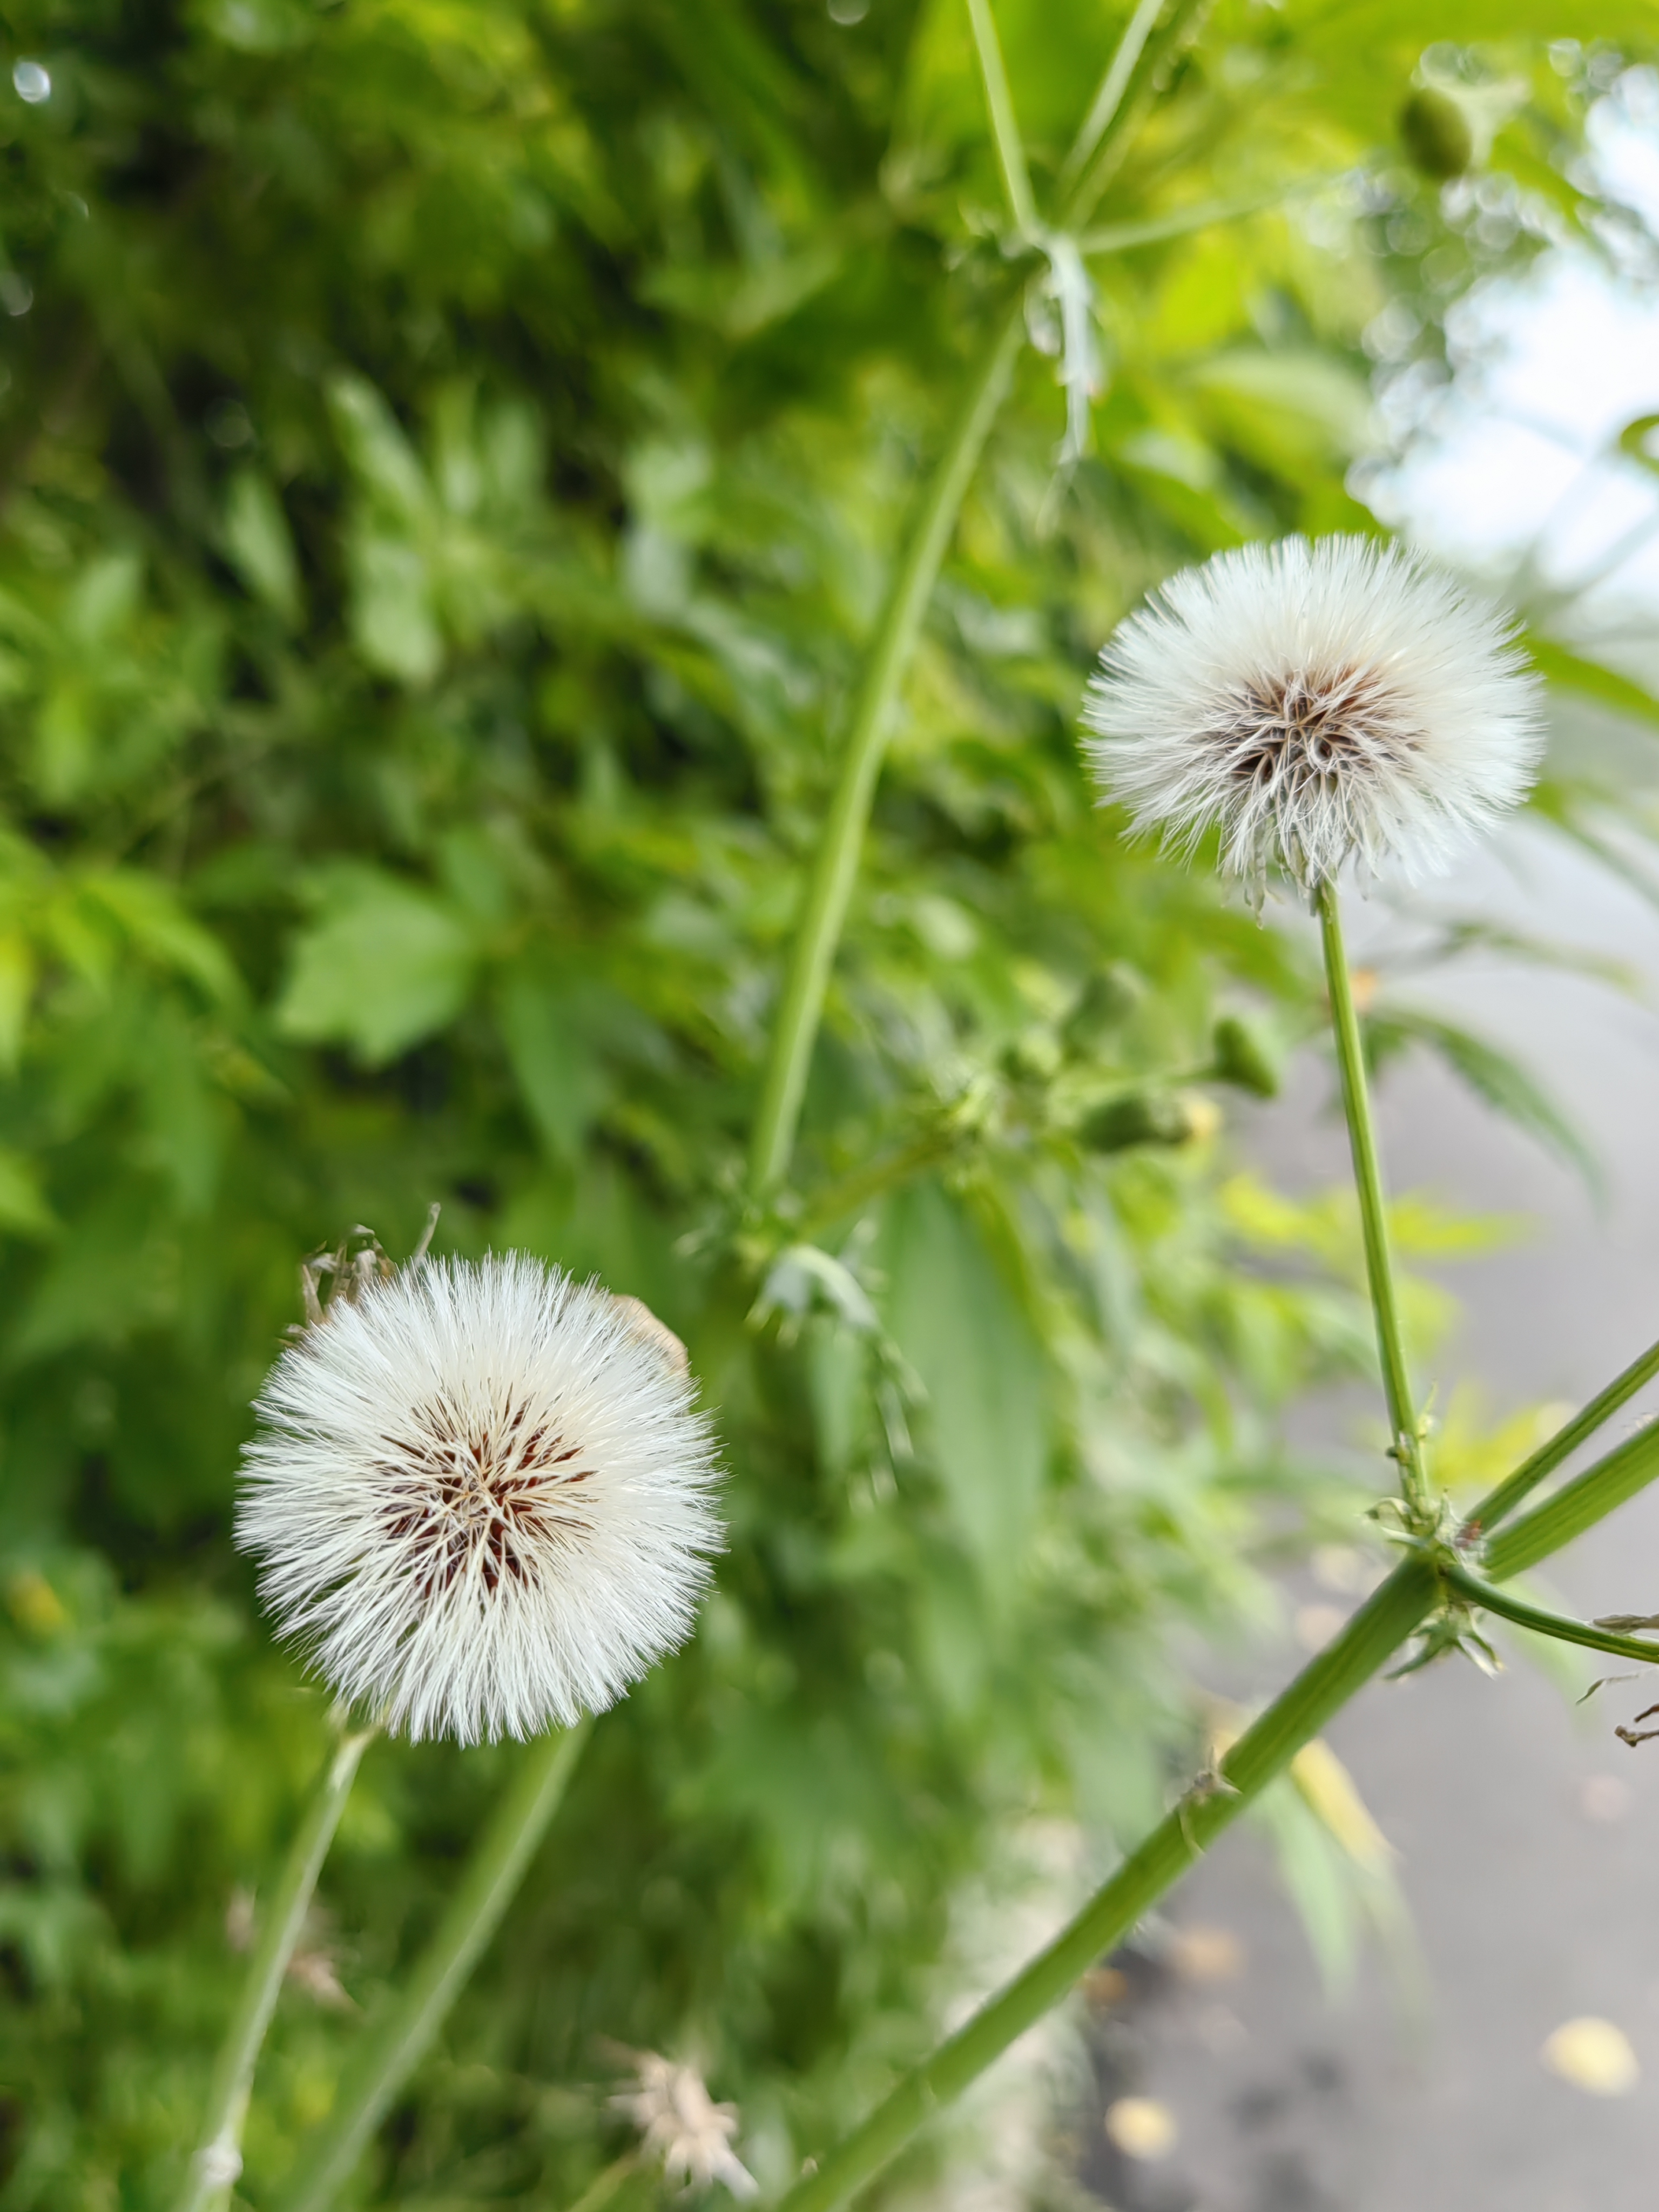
[276,871,479,1064]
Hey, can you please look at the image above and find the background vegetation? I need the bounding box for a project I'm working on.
[2,0,1657,2205]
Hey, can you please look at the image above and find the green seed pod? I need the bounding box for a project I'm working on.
[1075,1090,1194,1154]
[1063,963,1144,1057]
[1000,1030,1063,1085]
[1210,1013,1282,1099]
[1400,86,1474,181]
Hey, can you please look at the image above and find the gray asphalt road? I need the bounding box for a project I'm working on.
[1088,810,1659,2212]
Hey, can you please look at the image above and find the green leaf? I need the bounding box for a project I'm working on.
[222,469,303,625]
[1526,634,1659,731]
[275,869,479,1063]
[496,968,610,1162]
[78,874,241,1005]
[881,1178,1048,1589]
[1367,1005,1600,1196]
[346,533,442,685]
[0,1147,56,1238]
[328,375,432,523]
[0,930,37,1068]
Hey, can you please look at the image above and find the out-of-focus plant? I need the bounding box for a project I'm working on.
[3,1,1659,2208]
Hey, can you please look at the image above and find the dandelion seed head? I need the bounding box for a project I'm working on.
[612,2051,759,2200]
[235,1254,722,1744]
[1081,535,1544,893]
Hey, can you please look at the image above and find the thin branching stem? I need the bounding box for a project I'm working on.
[746,0,1209,1199]
[1076,174,1341,257]
[744,300,1024,1199]
[1483,1418,1659,1581]
[1473,1330,1659,1535]
[1058,0,1211,228]
[177,1721,376,2212]
[965,0,1037,235]
[1055,0,1168,198]
[278,1721,590,2212]
[1442,1560,1659,1667]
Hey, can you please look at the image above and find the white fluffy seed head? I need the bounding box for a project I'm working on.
[1081,535,1545,894]
[234,1255,723,1745]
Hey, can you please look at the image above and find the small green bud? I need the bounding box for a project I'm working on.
[1063,963,1144,1057]
[1075,1090,1195,1154]
[1400,86,1474,181]
[999,1029,1062,1085]
[1210,1013,1282,1099]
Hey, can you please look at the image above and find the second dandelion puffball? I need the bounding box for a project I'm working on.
[1081,535,1543,893]
[235,1253,722,1744]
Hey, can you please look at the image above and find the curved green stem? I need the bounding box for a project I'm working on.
[176,1721,375,2212]
[278,1719,590,2212]
[772,1556,1439,2212]
[746,0,1209,1203]
[1316,879,1425,1516]
[745,301,1023,1198]
[1442,1560,1659,1667]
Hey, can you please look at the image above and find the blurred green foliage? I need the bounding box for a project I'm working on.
[0,0,1654,2206]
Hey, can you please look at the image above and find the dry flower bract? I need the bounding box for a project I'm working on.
[612,2050,759,2199]
[235,1253,722,1743]
[1081,535,1543,893]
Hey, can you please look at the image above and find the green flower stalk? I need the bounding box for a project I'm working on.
[277,1719,590,2212]
[765,532,1573,2208]
[176,1719,375,2212]
[1082,532,1546,1526]
[192,1228,712,2208]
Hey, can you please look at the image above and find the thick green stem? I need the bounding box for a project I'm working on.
[1442,1560,1659,1667]
[772,1556,1438,2212]
[1472,1331,1659,1535]
[745,302,1023,1198]
[278,1720,590,2212]
[1483,1418,1659,1582]
[1316,879,1424,1514]
[176,1722,375,2212]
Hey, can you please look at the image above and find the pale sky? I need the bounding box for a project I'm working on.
[1373,77,1659,657]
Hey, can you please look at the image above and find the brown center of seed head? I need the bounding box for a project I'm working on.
[1217,665,1418,793]
[376,1391,595,1600]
